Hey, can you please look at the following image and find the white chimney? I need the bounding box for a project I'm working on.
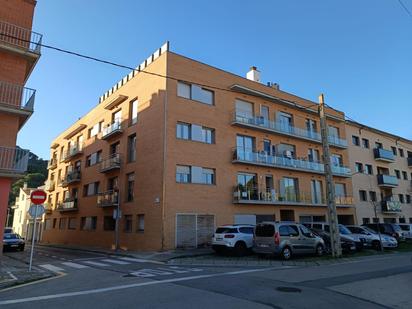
[246,66,260,82]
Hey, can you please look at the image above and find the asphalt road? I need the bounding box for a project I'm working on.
[1,246,411,308]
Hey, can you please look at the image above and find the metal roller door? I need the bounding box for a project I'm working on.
[196,215,215,248]
[176,214,215,248]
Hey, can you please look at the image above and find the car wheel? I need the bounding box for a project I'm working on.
[315,244,324,256]
[281,246,292,260]
[372,240,381,251]
[234,242,247,257]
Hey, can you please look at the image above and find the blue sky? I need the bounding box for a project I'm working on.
[19,0,412,159]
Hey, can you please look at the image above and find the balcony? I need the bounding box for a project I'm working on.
[232,149,351,177]
[381,200,401,213]
[373,148,395,162]
[377,174,398,187]
[0,146,29,178]
[61,170,81,187]
[44,203,53,214]
[0,81,36,128]
[101,121,123,140]
[45,180,55,192]
[63,144,83,162]
[232,113,348,148]
[47,158,57,170]
[57,198,78,212]
[97,190,119,207]
[233,186,353,207]
[407,157,412,167]
[0,21,42,81]
[99,154,121,173]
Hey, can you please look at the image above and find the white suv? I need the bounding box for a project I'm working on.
[212,225,254,256]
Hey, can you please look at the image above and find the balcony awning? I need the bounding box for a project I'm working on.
[104,94,128,110]
[64,124,87,140]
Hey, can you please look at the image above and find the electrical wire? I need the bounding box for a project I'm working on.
[398,0,412,19]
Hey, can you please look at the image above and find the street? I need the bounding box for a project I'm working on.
[0,246,411,308]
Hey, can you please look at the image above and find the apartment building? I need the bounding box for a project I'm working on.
[0,0,41,244]
[42,43,356,251]
[346,121,412,224]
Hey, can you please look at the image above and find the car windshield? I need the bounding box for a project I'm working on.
[392,225,402,232]
[399,225,410,231]
[4,234,19,240]
[339,225,352,235]
[215,227,238,234]
[255,224,275,237]
[363,227,377,234]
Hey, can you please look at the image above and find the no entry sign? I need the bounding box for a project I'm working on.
[30,189,47,205]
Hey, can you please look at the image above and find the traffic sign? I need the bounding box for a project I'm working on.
[30,190,47,205]
[28,205,45,218]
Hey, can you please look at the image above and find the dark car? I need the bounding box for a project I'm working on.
[363,223,405,242]
[3,233,25,252]
[310,228,356,254]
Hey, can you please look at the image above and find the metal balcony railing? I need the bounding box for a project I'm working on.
[57,198,78,211]
[97,190,119,207]
[47,158,57,170]
[63,143,83,161]
[45,180,55,191]
[0,20,42,54]
[99,153,121,172]
[62,170,81,186]
[0,146,29,175]
[102,120,122,140]
[381,200,401,212]
[0,81,35,111]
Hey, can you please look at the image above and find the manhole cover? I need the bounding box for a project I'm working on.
[276,286,302,293]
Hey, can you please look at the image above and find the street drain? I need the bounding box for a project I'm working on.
[276,286,302,293]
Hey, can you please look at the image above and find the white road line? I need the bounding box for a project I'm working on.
[100,259,130,265]
[0,267,284,305]
[117,257,164,265]
[61,262,89,269]
[38,264,65,273]
[83,261,110,267]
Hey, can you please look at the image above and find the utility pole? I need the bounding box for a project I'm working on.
[318,94,342,258]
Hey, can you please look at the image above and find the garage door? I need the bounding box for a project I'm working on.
[197,215,215,247]
[176,214,215,248]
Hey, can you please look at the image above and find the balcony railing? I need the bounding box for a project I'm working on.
[0,146,29,176]
[99,153,121,173]
[381,200,401,213]
[233,149,351,177]
[47,158,57,170]
[407,157,412,167]
[232,113,348,148]
[45,180,55,191]
[233,186,353,206]
[0,81,35,112]
[63,143,83,162]
[97,190,119,207]
[373,148,395,162]
[61,170,81,186]
[57,198,78,212]
[377,174,398,187]
[44,202,53,214]
[0,20,42,54]
[102,121,123,140]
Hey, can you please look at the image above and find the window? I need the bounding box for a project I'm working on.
[44,219,52,230]
[86,151,102,167]
[201,168,215,185]
[177,81,214,105]
[311,180,323,204]
[126,173,135,202]
[103,216,116,231]
[176,165,191,183]
[399,148,404,157]
[84,182,99,196]
[369,191,377,202]
[235,99,253,119]
[130,99,138,125]
[201,127,215,144]
[330,154,343,166]
[355,162,363,173]
[352,135,360,146]
[128,134,137,162]
[362,138,369,148]
[281,177,298,202]
[137,214,145,232]
[402,171,408,180]
[365,164,373,175]
[239,227,254,234]
[406,195,411,204]
[176,122,191,140]
[53,218,57,228]
[399,194,405,204]
[124,215,133,233]
[335,183,346,198]
[277,112,293,131]
[88,123,100,138]
[362,218,370,224]
[391,146,397,156]
[305,119,317,135]
[328,126,339,139]
[375,142,383,149]
[308,148,320,162]
[359,190,367,201]
[68,217,77,230]
[59,218,66,230]
[395,170,401,179]
[80,217,97,231]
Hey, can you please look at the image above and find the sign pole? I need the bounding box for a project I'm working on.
[28,205,38,272]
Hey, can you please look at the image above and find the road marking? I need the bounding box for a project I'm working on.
[101,259,130,265]
[52,256,57,258]
[83,261,110,267]
[0,267,284,305]
[39,264,64,272]
[129,266,204,278]
[61,262,89,269]
[117,257,164,265]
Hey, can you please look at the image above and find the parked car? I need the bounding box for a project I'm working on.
[302,222,363,251]
[4,227,13,234]
[212,224,255,256]
[363,223,405,242]
[3,233,25,252]
[398,224,412,241]
[309,228,356,254]
[346,225,398,249]
[253,222,325,260]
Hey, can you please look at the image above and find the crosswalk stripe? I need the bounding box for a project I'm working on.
[117,257,163,264]
[61,262,89,269]
[39,264,64,272]
[101,259,130,265]
[83,261,110,267]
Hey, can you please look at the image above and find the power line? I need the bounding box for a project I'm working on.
[398,0,412,19]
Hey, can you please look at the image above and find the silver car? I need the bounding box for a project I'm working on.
[346,225,398,249]
[253,222,325,260]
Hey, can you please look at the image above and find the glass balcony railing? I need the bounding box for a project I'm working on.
[377,174,398,187]
[57,198,78,212]
[232,113,348,148]
[0,146,29,176]
[0,81,35,112]
[102,121,122,140]
[373,148,395,162]
[0,20,42,54]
